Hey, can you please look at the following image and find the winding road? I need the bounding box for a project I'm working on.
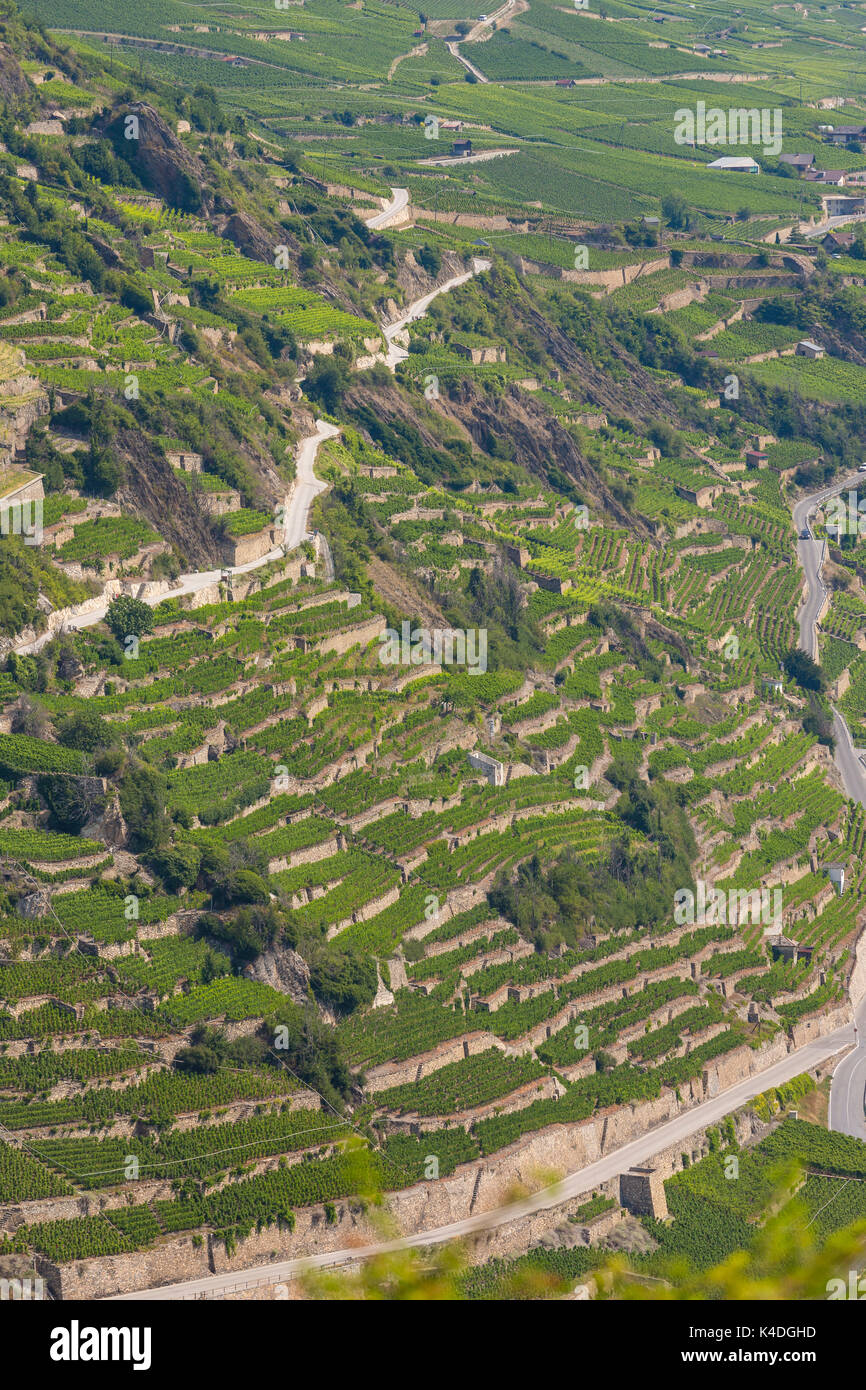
[95,453,864,1284]
[100,432,866,1300]
[283,419,340,551]
[793,470,866,805]
[14,421,341,656]
[365,187,410,231]
[16,244,854,1299]
[383,257,491,368]
[793,474,866,1137]
[15,252,492,657]
[802,213,866,239]
[445,40,489,82]
[829,1006,866,1140]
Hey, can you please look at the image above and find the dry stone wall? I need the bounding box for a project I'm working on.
[32,1003,850,1301]
[42,1086,784,1299]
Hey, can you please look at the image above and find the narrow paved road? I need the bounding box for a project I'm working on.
[832,706,866,807]
[104,452,866,1301]
[793,471,866,804]
[283,419,340,550]
[383,257,491,368]
[829,996,866,1140]
[69,261,858,1299]
[445,40,489,82]
[105,1015,857,1299]
[365,187,409,231]
[14,421,341,655]
[417,148,518,167]
[794,473,866,1135]
[802,212,866,239]
[792,471,861,658]
[18,257,492,657]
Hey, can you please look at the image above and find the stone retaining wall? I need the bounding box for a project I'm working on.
[39,1055,816,1299]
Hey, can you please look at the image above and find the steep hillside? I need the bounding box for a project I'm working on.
[0,0,863,1309]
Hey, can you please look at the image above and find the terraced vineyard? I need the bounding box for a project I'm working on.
[0,440,855,1290]
[0,0,860,1316]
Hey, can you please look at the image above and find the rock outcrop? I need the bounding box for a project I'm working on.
[244,944,311,1003]
[219,210,277,266]
[0,44,30,102]
[16,889,51,919]
[83,795,128,850]
[101,103,211,214]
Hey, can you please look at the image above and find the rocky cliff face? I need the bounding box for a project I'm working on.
[218,210,279,265]
[0,345,50,452]
[244,944,311,1003]
[443,383,655,538]
[809,319,866,368]
[346,377,653,538]
[102,103,211,213]
[115,430,221,570]
[0,43,29,102]
[82,795,128,850]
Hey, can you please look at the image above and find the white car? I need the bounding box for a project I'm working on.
[858,463,866,472]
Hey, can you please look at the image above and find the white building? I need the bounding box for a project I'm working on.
[707,155,761,174]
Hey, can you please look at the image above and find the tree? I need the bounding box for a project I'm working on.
[304,357,350,414]
[661,193,690,230]
[24,426,64,492]
[197,904,281,963]
[147,841,202,891]
[174,1042,221,1074]
[38,774,106,832]
[309,945,377,1012]
[213,869,270,908]
[56,708,115,753]
[851,228,866,261]
[264,1001,352,1108]
[118,761,169,850]
[782,646,824,692]
[10,695,49,737]
[119,278,151,316]
[417,244,441,277]
[85,446,123,498]
[106,595,154,644]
